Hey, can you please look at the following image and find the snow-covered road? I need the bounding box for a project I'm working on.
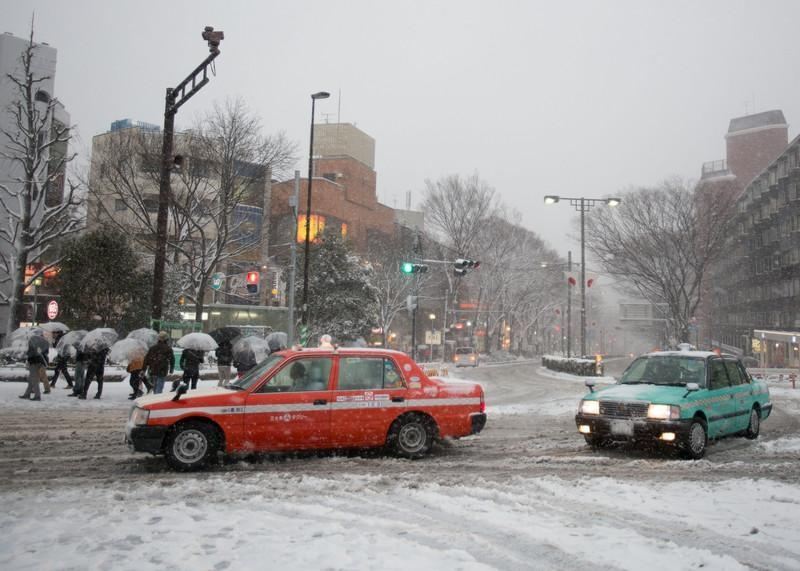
[1,360,800,570]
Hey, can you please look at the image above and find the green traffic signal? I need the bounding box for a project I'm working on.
[401,262,414,274]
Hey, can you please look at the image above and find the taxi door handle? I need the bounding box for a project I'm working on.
[391,396,405,403]
[313,399,327,406]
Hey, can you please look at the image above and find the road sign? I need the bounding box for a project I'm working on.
[46,300,59,320]
[210,272,225,290]
[425,331,442,345]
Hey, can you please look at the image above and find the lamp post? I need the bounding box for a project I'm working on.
[544,195,621,356]
[151,26,224,327]
[301,91,330,328]
[429,313,437,361]
[31,276,42,326]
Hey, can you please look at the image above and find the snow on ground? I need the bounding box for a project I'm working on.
[760,437,800,453]
[536,366,617,385]
[2,472,799,570]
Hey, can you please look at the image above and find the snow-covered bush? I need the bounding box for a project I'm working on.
[542,354,601,376]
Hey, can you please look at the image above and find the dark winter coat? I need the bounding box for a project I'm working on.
[87,348,109,369]
[75,349,87,363]
[234,349,257,373]
[26,348,47,367]
[180,349,204,372]
[215,342,233,366]
[144,340,175,377]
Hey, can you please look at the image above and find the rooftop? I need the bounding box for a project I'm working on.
[728,110,787,134]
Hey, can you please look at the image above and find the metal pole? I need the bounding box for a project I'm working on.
[32,282,38,326]
[560,304,565,354]
[287,170,300,343]
[442,295,448,363]
[411,305,417,362]
[580,198,587,357]
[301,98,317,327]
[567,250,572,358]
[152,88,176,326]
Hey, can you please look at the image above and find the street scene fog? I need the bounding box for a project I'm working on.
[2,2,800,570]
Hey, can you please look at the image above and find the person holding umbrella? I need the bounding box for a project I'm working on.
[144,331,175,394]
[68,348,88,397]
[176,348,204,391]
[49,331,73,389]
[80,346,110,400]
[216,340,233,386]
[20,341,49,401]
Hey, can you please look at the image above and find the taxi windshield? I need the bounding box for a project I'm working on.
[620,355,706,387]
[227,354,284,391]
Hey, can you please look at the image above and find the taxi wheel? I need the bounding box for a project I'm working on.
[745,407,760,440]
[389,414,435,459]
[165,421,220,471]
[683,418,707,460]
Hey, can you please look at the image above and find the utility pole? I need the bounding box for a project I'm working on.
[580,197,587,356]
[567,250,572,358]
[151,26,224,328]
[287,170,300,343]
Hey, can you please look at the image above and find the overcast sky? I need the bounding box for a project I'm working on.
[4,0,800,257]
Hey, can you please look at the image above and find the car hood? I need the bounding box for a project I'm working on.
[586,383,688,403]
[135,386,234,408]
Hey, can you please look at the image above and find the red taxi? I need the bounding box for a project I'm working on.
[126,348,487,470]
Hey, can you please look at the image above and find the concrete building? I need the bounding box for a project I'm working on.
[87,120,282,332]
[696,110,788,350]
[0,33,70,339]
[713,132,800,366]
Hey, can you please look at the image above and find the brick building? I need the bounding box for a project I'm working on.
[269,123,398,253]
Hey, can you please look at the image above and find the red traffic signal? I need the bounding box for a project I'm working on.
[246,271,259,293]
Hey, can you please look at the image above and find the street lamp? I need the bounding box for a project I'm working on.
[151,26,224,327]
[301,91,330,328]
[32,276,42,326]
[544,195,621,356]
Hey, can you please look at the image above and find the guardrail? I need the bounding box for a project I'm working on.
[749,368,798,389]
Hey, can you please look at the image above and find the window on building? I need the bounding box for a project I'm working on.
[322,173,337,182]
[114,199,128,212]
[140,154,160,174]
[296,214,326,243]
[143,194,160,213]
[341,223,348,238]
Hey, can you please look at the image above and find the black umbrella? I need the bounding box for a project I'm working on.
[209,327,241,344]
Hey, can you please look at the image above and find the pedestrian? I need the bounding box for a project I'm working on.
[19,346,48,401]
[80,346,110,400]
[216,339,233,387]
[127,354,145,400]
[176,348,204,391]
[233,346,256,378]
[50,336,74,389]
[143,331,175,394]
[68,349,87,397]
[318,334,334,349]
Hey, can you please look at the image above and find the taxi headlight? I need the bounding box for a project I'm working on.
[647,404,680,420]
[580,400,599,415]
[130,406,150,426]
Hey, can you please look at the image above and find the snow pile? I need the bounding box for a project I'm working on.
[537,366,617,385]
[2,473,798,570]
[760,437,800,454]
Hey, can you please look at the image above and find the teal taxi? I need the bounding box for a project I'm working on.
[575,351,772,459]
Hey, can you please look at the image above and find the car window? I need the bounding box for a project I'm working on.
[709,359,730,390]
[620,355,704,386]
[724,360,744,385]
[256,357,331,393]
[228,354,283,390]
[338,357,405,390]
[456,348,474,355]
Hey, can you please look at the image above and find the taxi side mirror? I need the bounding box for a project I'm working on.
[584,378,596,393]
[683,382,699,398]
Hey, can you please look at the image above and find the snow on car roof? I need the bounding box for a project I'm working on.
[644,350,732,359]
[277,347,409,356]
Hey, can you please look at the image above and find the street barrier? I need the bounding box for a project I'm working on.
[748,368,798,389]
[542,355,603,377]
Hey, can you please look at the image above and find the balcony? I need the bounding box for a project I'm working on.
[701,159,730,179]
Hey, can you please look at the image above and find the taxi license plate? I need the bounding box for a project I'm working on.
[610,419,634,436]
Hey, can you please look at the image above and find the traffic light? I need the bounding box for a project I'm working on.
[406,295,418,312]
[246,271,259,293]
[454,258,480,277]
[400,262,429,274]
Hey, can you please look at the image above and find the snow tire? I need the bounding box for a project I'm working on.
[165,420,220,471]
[683,418,707,460]
[388,414,435,459]
[745,406,760,440]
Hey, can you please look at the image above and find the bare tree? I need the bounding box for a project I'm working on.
[422,172,499,256]
[584,179,736,341]
[0,27,81,336]
[89,98,297,322]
